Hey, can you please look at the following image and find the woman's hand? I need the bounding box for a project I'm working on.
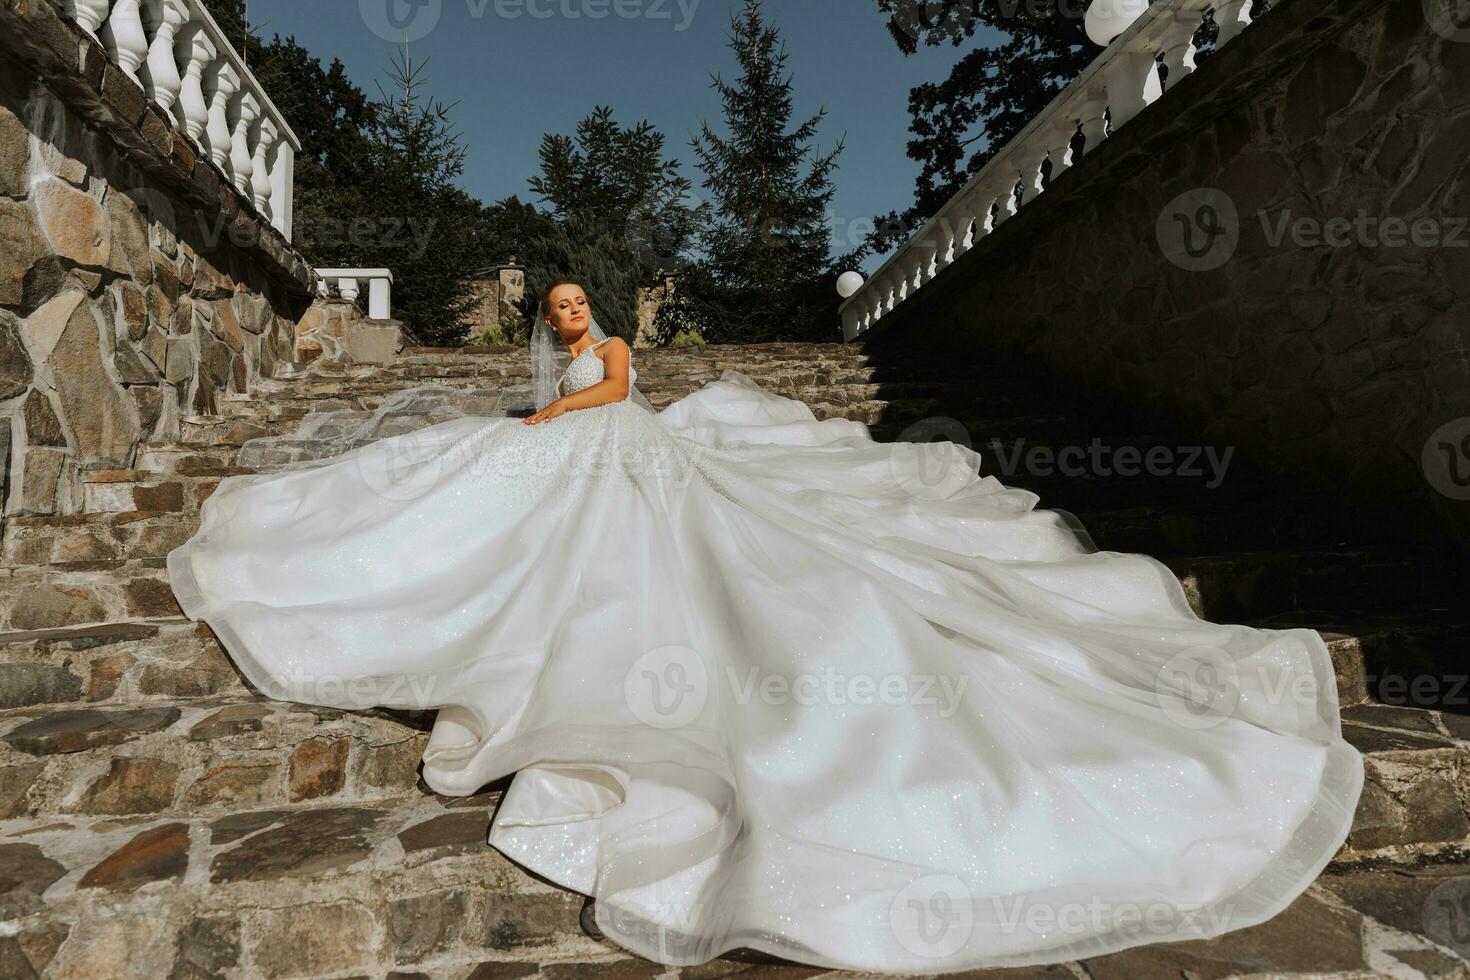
[523,400,570,425]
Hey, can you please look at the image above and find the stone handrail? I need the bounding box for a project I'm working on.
[838,0,1264,341]
[315,269,395,321]
[54,0,300,240]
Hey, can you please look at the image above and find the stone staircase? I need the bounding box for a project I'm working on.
[2,342,1469,978]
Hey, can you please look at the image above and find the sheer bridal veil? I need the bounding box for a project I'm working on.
[531,299,657,415]
[235,299,655,474]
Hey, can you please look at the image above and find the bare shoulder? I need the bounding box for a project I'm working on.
[597,336,631,362]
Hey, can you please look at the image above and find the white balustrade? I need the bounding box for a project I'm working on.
[315,270,396,320]
[838,0,1267,341]
[54,0,303,242]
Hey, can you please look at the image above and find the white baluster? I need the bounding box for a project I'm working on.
[63,1,112,40]
[203,59,240,175]
[229,90,259,195]
[175,23,214,141]
[993,177,1020,226]
[1162,35,1198,89]
[141,0,189,124]
[938,209,973,269]
[100,0,149,84]
[338,278,361,304]
[1075,92,1110,156]
[1104,50,1158,130]
[1214,0,1253,45]
[250,117,278,217]
[1042,119,1078,191]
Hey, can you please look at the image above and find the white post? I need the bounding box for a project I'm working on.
[368,277,393,320]
[1104,50,1158,130]
[100,0,150,84]
[175,22,213,142]
[270,142,295,241]
[141,0,190,125]
[337,278,360,304]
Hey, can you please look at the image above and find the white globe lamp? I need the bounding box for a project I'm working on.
[836,271,865,299]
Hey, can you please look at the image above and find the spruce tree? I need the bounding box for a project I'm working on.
[530,106,705,278]
[687,0,845,343]
[360,48,481,346]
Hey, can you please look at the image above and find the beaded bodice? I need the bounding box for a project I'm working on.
[560,339,638,398]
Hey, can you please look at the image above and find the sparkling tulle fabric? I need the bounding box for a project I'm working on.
[167,348,1363,974]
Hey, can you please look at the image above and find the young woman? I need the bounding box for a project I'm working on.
[168,279,1363,974]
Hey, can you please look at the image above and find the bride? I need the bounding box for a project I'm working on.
[167,279,1364,974]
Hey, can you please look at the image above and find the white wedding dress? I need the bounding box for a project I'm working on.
[167,339,1363,974]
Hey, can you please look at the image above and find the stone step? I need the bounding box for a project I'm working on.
[0,791,634,978]
[0,696,1459,873]
[3,511,196,566]
[0,560,180,633]
[1074,493,1352,557]
[3,604,1468,723]
[1,790,1463,977]
[0,619,247,709]
[0,693,434,820]
[134,442,244,474]
[78,469,231,516]
[1165,548,1459,623]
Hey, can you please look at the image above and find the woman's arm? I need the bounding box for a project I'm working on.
[523,337,632,425]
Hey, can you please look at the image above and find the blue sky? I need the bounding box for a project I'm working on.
[246,0,999,273]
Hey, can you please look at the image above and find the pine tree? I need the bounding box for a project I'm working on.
[687,0,845,343]
[520,212,645,342]
[360,47,481,346]
[529,106,705,278]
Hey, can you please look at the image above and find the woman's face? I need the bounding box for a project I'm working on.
[545,285,591,341]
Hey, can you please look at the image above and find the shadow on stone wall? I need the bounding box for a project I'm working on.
[859,0,1470,557]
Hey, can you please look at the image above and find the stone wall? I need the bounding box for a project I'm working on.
[0,2,314,519]
[865,0,1470,552]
